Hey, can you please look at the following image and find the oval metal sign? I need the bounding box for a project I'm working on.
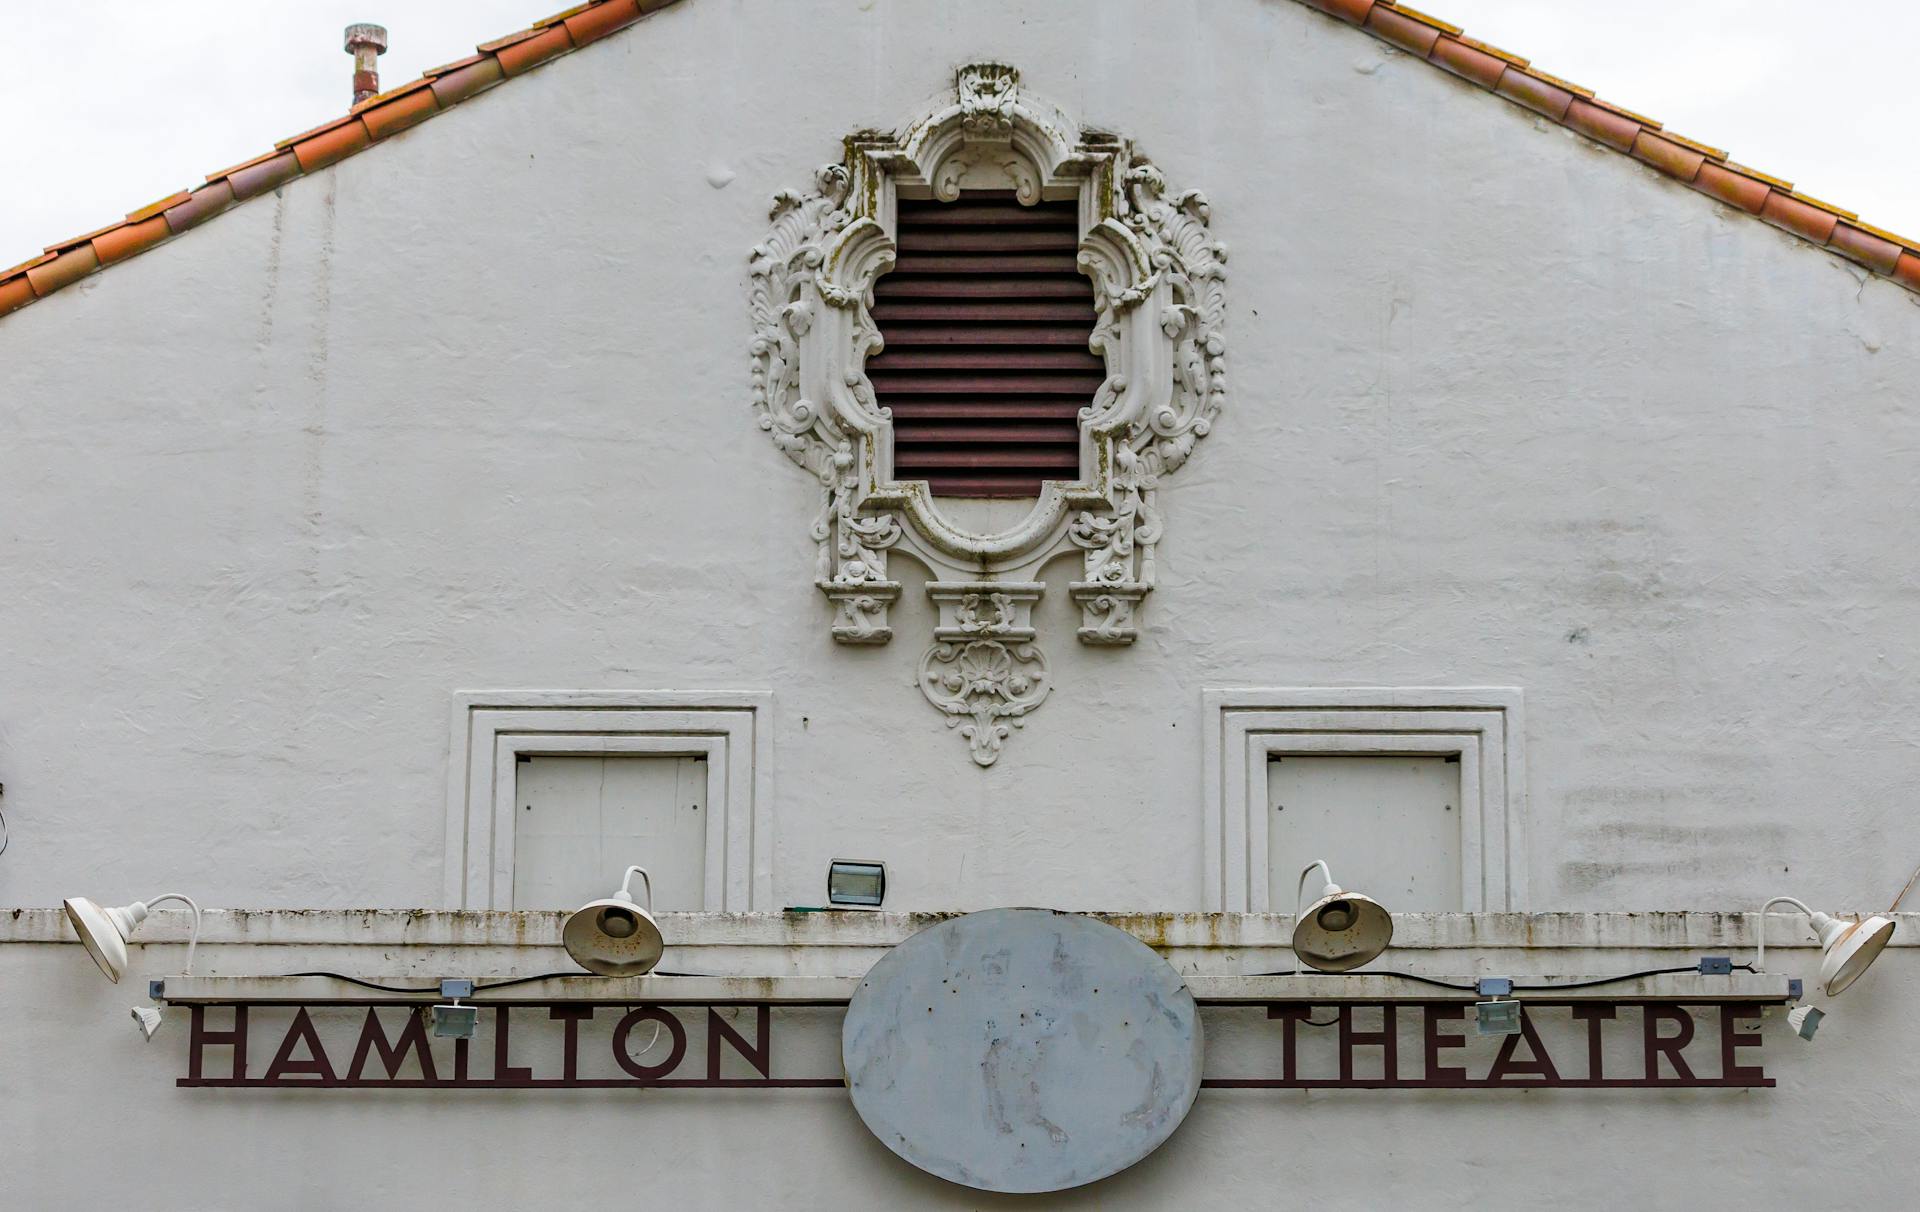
[841,908,1203,1193]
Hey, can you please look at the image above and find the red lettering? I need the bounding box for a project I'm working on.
[613,1007,686,1080]
[1570,1006,1615,1080]
[1642,1006,1696,1081]
[186,1005,249,1082]
[1267,1005,1311,1082]
[263,1008,336,1082]
[1719,1005,1766,1083]
[708,1007,772,1079]
[1423,1005,1468,1082]
[493,1006,532,1081]
[1485,1010,1561,1083]
[346,1008,437,1081]
[1338,1005,1397,1081]
[551,1006,594,1081]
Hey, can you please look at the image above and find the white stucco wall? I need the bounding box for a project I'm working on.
[2,0,1917,914]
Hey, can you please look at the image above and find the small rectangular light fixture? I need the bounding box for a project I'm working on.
[827,860,886,907]
[1475,998,1523,1036]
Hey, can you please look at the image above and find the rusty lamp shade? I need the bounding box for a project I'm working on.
[1758,896,1897,998]
[62,892,201,984]
[1292,860,1393,974]
[563,865,664,977]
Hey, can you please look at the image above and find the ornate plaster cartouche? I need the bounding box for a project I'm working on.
[748,64,1226,764]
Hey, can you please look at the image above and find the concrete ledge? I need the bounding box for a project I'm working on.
[4,908,1908,949]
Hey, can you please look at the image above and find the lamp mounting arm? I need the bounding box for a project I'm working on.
[617,866,654,914]
[1754,895,1817,975]
[142,892,202,976]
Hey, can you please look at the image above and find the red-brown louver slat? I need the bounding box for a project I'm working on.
[868,192,1100,497]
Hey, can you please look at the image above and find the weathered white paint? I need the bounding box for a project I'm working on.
[512,753,707,911]
[1268,754,1463,912]
[3,0,1919,1204]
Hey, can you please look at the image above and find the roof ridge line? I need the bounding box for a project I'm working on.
[1301,0,1920,294]
[2,0,1916,321]
[0,0,682,319]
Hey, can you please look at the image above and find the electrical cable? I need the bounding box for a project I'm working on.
[1247,963,1754,992]
[282,969,718,995]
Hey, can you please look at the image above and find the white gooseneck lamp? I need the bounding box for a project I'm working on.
[62,892,203,1041]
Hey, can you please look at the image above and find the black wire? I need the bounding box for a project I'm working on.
[283,969,718,995]
[1246,963,1754,992]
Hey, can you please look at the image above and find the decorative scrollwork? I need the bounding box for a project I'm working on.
[750,64,1224,761]
[918,639,1051,767]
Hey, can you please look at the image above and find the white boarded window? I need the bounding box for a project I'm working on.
[1267,755,1463,913]
[512,755,708,911]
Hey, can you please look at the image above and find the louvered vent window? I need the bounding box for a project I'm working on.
[866,191,1102,497]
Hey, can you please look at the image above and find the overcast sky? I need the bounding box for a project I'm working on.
[4,1,1916,268]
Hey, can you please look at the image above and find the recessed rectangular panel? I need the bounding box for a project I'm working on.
[511,754,707,910]
[1266,755,1463,913]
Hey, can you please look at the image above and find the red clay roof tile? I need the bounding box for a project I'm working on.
[1304,0,1376,25]
[1761,192,1841,244]
[126,191,192,223]
[164,181,236,234]
[5,0,1918,324]
[292,119,371,172]
[1564,98,1642,151]
[0,275,34,317]
[430,55,507,107]
[1494,68,1575,120]
[360,87,440,141]
[91,215,171,265]
[1630,131,1706,182]
[26,245,100,295]
[227,150,301,201]
[1828,223,1904,275]
[565,0,644,45]
[494,24,574,75]
[1365,6,1443,56]
[1691,163,1772,213]
[1428,35,1507,89]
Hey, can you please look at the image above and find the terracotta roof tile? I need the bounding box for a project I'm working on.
[126,191,192,223]
[1494,68,1575,120]
[1564,98,1641,152]
[0,275,34,317]
[494,24,575,75]
[1429,35,1507,89]
[5,0,1918,323]
[1691,162,1772,214]
[431,56,508,107]
[1303,0,1376,25]
[564,0,644,45]
[359,88,440,141]
[1760,191,1841,244]
[1895,254,1920,292]
[1631,130,1707,182]
[1365,6,1443,56]
[227,150,301,201]
[91,215,171,265]
[164,181,236,235]
[26,245,100,295]
[1828,223,1904,276]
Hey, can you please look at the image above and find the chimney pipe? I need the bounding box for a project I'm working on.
[344,23,389,107]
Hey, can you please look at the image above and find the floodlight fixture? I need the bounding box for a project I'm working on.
[1786,1004,1824,1042]
[1291,859,1393,973]
[563,865,664,976]
[828,860,887,908]
[1755,896,1896,998]
[1476,999,1523,1036]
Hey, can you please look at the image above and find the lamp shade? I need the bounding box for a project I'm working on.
[1292,883,1393,973]
[1813,912,1896,997]
[562,866,664,976]
[62,897,150,984]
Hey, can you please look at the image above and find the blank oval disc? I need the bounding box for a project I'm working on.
[841,908,1203,1193]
